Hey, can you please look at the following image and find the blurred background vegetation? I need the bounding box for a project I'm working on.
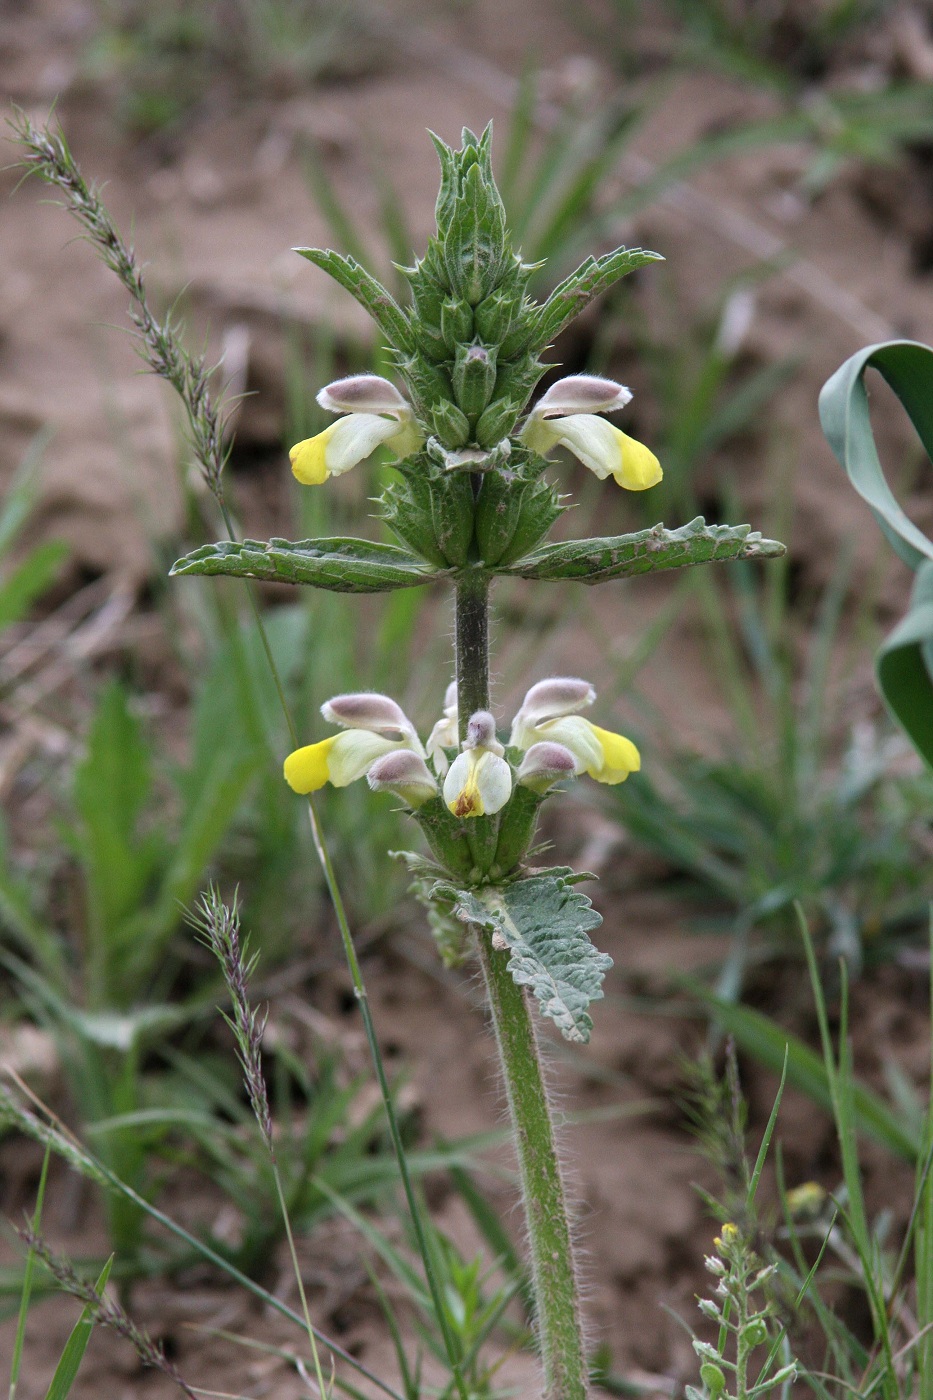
[2,0,933,1394]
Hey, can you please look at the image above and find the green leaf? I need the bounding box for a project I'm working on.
[505,517,785,583]
[71,681,161,948]
[0,541,67,630]
[819,338,933,764]
[170,537,442,592]
[452,875,611,1043]
[42,1256,114,1400]
[875,559,933,768]
[294,247,414,352]
[0,427,54,562]
[529,245,663,348]
[818,339,933,571]
[691,986,920,1163]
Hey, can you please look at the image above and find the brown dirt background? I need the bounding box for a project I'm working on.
[1,0,932,1395]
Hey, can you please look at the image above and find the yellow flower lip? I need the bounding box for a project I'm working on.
[521,378,662,493]
[510,678,640,786]
[284,691,424,795]
[289,381,422,487]
[283,734,338,793]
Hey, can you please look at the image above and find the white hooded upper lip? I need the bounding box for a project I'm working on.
[316,375,411,416]
[531,375,633,418]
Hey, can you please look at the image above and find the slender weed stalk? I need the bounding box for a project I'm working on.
[190,886,330,1398]
[14,1229,200,1400]
[12,114,785,1394]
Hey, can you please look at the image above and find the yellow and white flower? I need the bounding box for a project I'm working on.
[443,711,513,818]
[510,677,640,785]
[289,375,422,486]
[284,692,425,795]
[426,681,459,776]
[521,374,662,492]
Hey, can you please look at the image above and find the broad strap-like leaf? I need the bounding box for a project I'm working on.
[819,339,933,570]
[528,246,663,349]
[452,874,611,1043]
[504,517,785,583]
[170,537,443,593]
[294,247,414,352]
[876,559,933,768]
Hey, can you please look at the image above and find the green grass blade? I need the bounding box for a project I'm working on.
[690,981,920,1162]
[0,542,68,630]
[0,428,54,562]
[8,1146,51,1399]
[748,1048,787,1208]
[41,1257,114,1400]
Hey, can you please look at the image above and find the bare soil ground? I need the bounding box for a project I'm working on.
[1,0,932,1395]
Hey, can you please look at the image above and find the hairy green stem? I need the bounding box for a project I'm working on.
[455,569,490,737]
[455,570,589,1399]
[475,932,590,1400]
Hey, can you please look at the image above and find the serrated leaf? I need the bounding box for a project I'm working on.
[453,875,611,1043]
[529,246,663,348]
[170,537,442,592]
[294,247,414,351]
[505,517,785,583]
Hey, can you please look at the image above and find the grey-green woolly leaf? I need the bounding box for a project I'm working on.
[170,537,442,592]
[294,248,414,352]
[529,246,663,348]
[505,518,785,583]
[453,875,611,1043]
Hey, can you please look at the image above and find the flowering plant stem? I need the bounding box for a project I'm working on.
[456,576,589,1399]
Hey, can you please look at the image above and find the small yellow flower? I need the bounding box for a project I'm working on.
[510,678,640,786]
[785,1182,826,1218]
[289,374,421,486]
[284,692,424,795]
[713,1222,740,1251]
[521,374,662,492]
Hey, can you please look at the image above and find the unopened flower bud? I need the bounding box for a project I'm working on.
[516,741,576,793]
[317,375,410,416]
[533,375,633,418]
[367,751,438,807]
[429,400,471,448]
[440,298,474,350]
[744,1317,768,1348]
[452,342,498,419]
[464,710,501,751]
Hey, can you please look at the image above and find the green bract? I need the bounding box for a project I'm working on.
[172,125,782,586]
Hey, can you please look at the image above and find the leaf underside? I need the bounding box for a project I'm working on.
[453,873,611,1043]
